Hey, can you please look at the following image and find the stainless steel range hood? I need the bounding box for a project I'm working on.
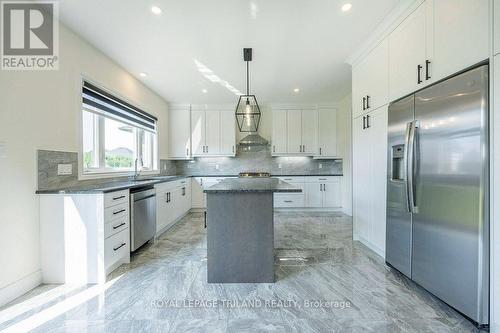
[238,133,269,152]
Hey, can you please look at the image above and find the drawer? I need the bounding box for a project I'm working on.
[104,202,129,223]
[274,194,305,208]
[104,190,129,208]
[276,176,305,183]
[105,228,129,270]
[306,176,340,183]
[104,214,129,239]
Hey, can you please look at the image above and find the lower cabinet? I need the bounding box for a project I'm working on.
[155,178,191,234]
[39,190,131,284]
[352,105,388,256]
[275,176,341,209]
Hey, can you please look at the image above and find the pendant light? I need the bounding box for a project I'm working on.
[235,48,261,132]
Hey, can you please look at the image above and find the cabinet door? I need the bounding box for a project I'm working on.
[191,178,205,209]
[496,0,500,56]
[368,106,388,254]
[317,108,337,157]
[155,191,168,232]
[352,64,366,119]
[322,181,341,208]
[305,183,322,208]
[170,186,184,222]
[169,107,191,159]
[352,115,371,241]
[219,110,236,155]
[431,0,489,82]
[191,110,205,156]
[363,38,389,111]
[205,111,220,155]
[272,110,287,154]
[301,109,318,155]
[287,110,302,154]
[389,2,427,101]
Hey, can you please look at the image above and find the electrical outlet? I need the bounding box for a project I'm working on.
[215,164,219,170]
[319,163,323,169]
[278,163,282,169]
[57,164,73,175]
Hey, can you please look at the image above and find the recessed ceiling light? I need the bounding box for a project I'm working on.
[151,6,162,15]
[341,3,352,12]
[139,72,148,78]
[202,89,208,93]
[293,88,300,93]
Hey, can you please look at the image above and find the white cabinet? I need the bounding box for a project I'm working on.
[39,190,131,284]
[352,106,388,256]
[191,106,236,157]
[272,109,318,155]
[388,0,489,102]
[155,178,192,234]
[352,38,389,118]
[495,0,500,56]
[316,108,337,158]
[389,2,428,101]
[304,177,341,208]
[169,106,191,159]
[272,110,287,154]
[274,177,305,208]
[430,0,489,81]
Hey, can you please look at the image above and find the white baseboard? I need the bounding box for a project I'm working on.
[354,236,385,259]
[0,270,42,307]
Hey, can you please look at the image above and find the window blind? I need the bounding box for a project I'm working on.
[82,80,157,132]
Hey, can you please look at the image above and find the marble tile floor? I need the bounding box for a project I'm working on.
[0,212,481,333]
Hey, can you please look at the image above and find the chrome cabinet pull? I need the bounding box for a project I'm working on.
[113,243,126,251]
[113,222,126,230]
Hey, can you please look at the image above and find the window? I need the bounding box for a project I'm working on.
[81,80,158,175]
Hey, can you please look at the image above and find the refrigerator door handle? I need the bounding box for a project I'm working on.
[403,121,413,213]
[408,120,419,213]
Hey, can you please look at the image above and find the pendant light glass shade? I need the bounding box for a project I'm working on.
[236,94,261,132]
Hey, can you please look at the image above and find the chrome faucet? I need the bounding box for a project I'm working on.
[133,157,143,180]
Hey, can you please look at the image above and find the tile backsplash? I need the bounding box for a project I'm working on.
[37,147,342,190]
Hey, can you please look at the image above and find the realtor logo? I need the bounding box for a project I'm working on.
[1,1,59,70]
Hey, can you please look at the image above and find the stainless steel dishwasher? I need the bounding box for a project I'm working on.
[130,185,156,252]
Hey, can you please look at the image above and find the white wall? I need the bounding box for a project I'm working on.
[0,24,169,306]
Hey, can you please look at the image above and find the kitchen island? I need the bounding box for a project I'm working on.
[204,177,301,283]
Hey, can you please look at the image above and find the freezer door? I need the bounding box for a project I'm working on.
[412,65,489,324]
[386,95,414,277]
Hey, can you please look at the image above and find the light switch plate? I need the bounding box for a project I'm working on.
[57,164,73,175]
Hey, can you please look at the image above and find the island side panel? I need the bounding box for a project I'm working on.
[207,192,274,283]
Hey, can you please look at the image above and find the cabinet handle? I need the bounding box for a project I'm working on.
[367,115,370,128]
[284,200,293,203]
[319,147,322,155]
[186,148,189,156]
[323,184,326,191]
[112,195,125,201]
[319,178,327,180]
[232,145,235,153]
[320,184,322,192]
[366,95,370,109]
[113,222,126,230]
[206,146,208,153]
[284,178,292,181]
[182,187,186,196]
[113,243,126,251]
[303,145,305,152]
[417,64,423,84]
[273,145,276,153]
[362,116,366,129]
[362,97,366,111]
[425,59,431,80]
[113,209,125,215]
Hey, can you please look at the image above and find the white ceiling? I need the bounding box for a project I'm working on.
[57,0,400,104]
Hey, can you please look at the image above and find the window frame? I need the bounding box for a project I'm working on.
[78,77,159,180]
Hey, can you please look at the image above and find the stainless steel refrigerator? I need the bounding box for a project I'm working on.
[386,65,489,326]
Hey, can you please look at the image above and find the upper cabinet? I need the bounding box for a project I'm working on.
[352,38,389,118]
[495,0,500,56]
[190,105,236,157]
[317,107,338,158]
[388,2,428,101]
[430,0,489,81]
[168,105,191,159]
[388,0,489,102]
[272,108,318,156]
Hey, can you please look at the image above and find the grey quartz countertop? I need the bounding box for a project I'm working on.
[203,178,302,194]
[35,176,189,194]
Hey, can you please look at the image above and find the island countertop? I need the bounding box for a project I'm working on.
[203,178,301,194]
